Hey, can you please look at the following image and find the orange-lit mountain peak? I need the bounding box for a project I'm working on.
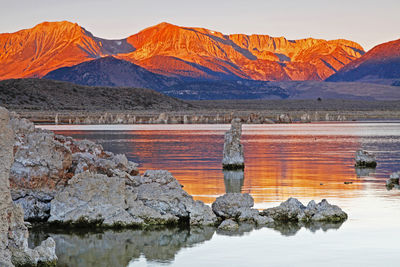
[0,21,366,81]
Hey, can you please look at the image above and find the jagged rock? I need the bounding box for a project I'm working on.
[261,198,307,221]
[386,172,400,190]
[261,198,347,223]
[222,118,244,170]
[0,107,15,267]
[9,113,139,221]
[355,150,377,168]
[49,170,217,227]
[14,194,51,221]
[218,219,239,231]
[0,107,57,267]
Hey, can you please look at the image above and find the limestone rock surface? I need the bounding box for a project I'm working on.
[0,107,57,267]
[355,150,377,168]
[261,198,348,222]
[49,170,218,226]
[222,118,244,170]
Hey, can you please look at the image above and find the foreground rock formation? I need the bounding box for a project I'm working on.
[222,119,245,170]
[211,194,347,230]
[48,170,217,226]
[6,108,216,227]
[355,150,377,168]
[9,112,139,222]
[0,107,57,267]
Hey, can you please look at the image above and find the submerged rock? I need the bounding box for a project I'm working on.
[222,118,244,170]
[355,150,377,168]
[218,219,239,231]
[386,172,400,190]
[261,198,347,223]
[0,107,57,267]
[49,170,217,227]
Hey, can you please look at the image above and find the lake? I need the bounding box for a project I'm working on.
[33,122,400,267]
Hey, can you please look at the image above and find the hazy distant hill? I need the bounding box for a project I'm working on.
[0,21,364,81]
[44,56,179,90]
[326,38,400,83]
[0,78,194,111]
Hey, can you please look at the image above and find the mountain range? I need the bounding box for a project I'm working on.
[0,21,399,100]
[0,21,364,81]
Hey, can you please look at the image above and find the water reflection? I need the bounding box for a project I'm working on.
[269,220,345,237]
[355,167,375,178]
[223,170,244,193]
[29,220,346,267]
[29,226,215,267]
[52,125,400,205]
[34,124,400,266]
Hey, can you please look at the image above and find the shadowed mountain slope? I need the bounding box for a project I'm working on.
[44,56,179,90]
[326,38,400,83]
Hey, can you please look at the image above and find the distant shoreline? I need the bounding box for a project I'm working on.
[12,108,400,125]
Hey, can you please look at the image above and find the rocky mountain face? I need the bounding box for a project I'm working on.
[0,21,364,82]
[326,38,400,83]
[0,21,134,79]
[123,22,364,81]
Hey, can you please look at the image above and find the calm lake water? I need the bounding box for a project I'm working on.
[35,123,400,267]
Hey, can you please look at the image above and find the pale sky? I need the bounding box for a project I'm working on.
[1,0,399,51]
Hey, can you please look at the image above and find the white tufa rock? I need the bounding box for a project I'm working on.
[222,118,244,170]
[355,150,377,168]
[386,171,400,190]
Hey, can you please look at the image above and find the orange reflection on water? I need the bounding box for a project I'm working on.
[54,126,366,206]
[126,131,363,205]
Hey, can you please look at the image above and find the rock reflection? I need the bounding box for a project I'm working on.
[355,167,375,178]
[216,220,345,237]
[28,218,346,266]
[29,226,215,267]
[223,170,244,193]
[217,223,254,237]
[269,220,345,236]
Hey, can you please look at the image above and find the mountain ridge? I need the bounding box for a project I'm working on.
[326,38,400,83]
[0,21,365,81]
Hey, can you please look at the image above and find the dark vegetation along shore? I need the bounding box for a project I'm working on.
[0,107,349,266]
[1,78,400,124]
